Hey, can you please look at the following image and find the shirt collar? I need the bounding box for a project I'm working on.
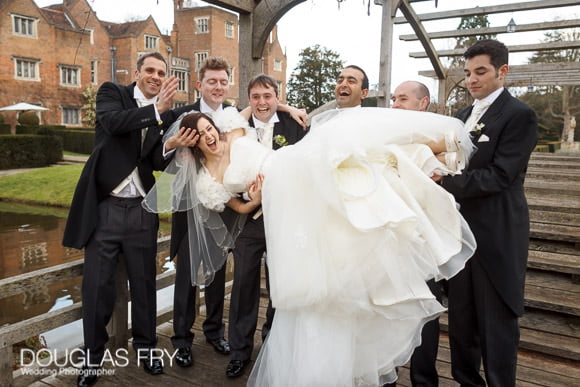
[252,112,279,128]
[473,87,503,106]
[337,104,362,111]
[200,98,223,114]
[133,86,157,104]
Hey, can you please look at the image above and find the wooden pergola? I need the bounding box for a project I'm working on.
[193,0,579,109]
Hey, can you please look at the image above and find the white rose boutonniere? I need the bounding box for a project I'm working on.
[470,122,485,137]
[274,134,289,147]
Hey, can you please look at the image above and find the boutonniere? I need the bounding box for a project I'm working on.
[470,122,485,137]
[274,134,289,147]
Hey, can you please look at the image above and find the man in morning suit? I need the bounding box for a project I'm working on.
[392,80,443,387]
[170,57,235,368]
[63,52,198,387]
[441,39,538,386]
[226,74,308,378]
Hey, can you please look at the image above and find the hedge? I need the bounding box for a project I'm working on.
[0,124,10,135]
[53,128,95,154]
[0,135,63,169]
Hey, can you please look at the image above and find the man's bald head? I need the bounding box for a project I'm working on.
[391,81,430,111]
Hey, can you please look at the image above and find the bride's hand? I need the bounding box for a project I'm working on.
[247,174,264,203]
[164,126,200,152]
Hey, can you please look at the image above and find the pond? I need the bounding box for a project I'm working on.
[0,202,175,351]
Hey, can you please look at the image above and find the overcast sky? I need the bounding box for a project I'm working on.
[34,0,579,100]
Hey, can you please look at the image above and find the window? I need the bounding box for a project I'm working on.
[62,107,80,125]
[196,17,209,34]
[90,60,98,84]
[83,28,94,45]
[145,35,159,50]
[228,66,235,85]
[274,59,283,72]
[12,15,36,37]
[172,69,188,92]
[14,58,39,80]
[173,101,187,108]
[195,51,208,72]
[60,66,80,86]
[225,21,234,38]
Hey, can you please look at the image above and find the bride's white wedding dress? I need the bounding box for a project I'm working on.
[148,107,476,386]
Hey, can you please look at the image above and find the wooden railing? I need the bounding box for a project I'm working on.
[0,236,185,386]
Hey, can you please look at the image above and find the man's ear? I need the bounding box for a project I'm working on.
[361,88,369,100]
[134,69,140,81]
[420,97,430,111]
[498,64,509,81]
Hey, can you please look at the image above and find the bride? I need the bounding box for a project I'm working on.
[144,107,476,386]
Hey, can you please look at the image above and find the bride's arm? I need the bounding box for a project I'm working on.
[226,174,263,214]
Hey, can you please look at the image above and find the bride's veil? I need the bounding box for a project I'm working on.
[143,110,246,286]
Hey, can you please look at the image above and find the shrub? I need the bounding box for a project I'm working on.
[18,111,40,126]
[53,129,95,154]
[0,124,11,135]
[0,135,62,169]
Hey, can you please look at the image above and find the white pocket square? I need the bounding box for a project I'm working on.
[478,134,490,142]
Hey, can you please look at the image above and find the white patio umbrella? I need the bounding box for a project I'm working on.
[0,102,49,111]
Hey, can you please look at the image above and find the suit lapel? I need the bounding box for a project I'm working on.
[478,89,509,134]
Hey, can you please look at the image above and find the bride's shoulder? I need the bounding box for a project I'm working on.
[213,107,249,133]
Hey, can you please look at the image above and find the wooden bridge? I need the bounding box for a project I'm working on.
[1,152,579,386]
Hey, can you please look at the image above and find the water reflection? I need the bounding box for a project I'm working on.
[0,203,172,329]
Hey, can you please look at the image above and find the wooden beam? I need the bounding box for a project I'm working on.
[200,0,255,14]
[394,0,580,24]
[410,41,580,58]
[397,0,445,79]
[399,19,580,41]
[419,62,580,86]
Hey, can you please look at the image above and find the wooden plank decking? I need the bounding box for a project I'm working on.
[10,153,580,386]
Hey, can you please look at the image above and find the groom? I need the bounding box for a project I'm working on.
[441,39,537,386]
[226,74,308,378]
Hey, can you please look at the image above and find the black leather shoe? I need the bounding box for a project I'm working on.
[77,366,99,386]
[206,337,230,355]
[226,359,248,378]
[175,346,193,367]
[141,352,164,375]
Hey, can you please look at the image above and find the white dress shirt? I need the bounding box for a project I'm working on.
[111,88,159,198]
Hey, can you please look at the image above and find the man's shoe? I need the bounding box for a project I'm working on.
[77,366,99,387]
[226,359,248,378]
[141,352,164,375]
[175,346,193,367]
[206,337,230,355]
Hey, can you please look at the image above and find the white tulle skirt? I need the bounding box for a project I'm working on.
[248,108,476,386]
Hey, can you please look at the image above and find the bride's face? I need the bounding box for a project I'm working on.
[196,117,221,155]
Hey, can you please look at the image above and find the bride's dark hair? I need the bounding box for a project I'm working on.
[181,112,223,160]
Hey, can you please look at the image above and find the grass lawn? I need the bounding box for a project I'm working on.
[0,165,171,221]
[0,164,83,207]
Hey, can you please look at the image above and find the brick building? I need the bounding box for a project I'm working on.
[0,0,287,128]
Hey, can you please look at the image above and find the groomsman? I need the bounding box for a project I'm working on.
[441,39,537,386]
[63,52,198,386]
[392,80,442,387]
[170,57,236,368]
[226,74,308,378]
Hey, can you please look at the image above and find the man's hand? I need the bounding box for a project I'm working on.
[247,174,264,204]
[156,76,179,114]
[288,106,308,130]
[164,126,199,152]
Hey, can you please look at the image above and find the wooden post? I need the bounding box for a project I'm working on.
[238,13,265,108]
[0,345,13,386]
[107,254,129,351]
[377,0,396,107]
[438,78,446,114]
